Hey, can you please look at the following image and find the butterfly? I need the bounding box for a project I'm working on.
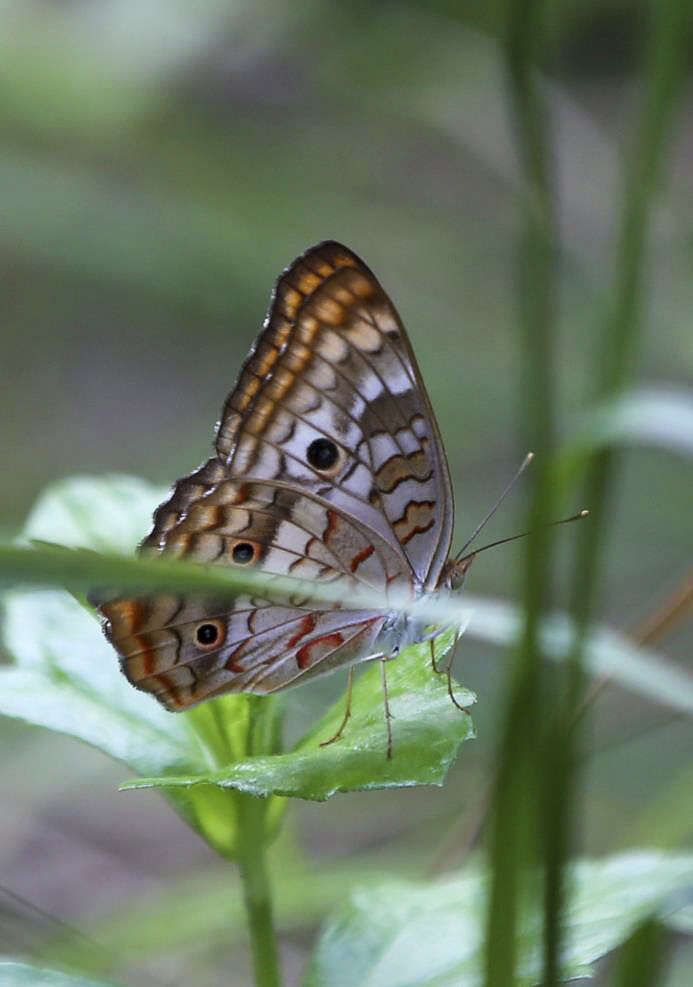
[95,241,472,757]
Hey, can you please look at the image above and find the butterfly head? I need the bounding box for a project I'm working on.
[441,554,476,592]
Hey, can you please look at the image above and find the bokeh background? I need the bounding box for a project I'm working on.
[1,2,692,984]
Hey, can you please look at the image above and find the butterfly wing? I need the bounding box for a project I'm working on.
[102,591,387,709]
[99,477,408,708]
[97,242,453,709]
[215,241,454,589]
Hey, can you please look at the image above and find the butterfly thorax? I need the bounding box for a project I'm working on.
[374,555,472,659]
[376,609,429,658]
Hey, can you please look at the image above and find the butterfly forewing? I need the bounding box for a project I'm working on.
[97,241,454,710]
[216,242,453,588]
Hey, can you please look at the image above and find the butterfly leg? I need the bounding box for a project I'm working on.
[426,626,457,674]
[319,668,355,748]
[444,628,471,713]
[380,657,394,760]
[430,636,443,674]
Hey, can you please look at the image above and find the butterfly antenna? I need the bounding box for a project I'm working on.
[456,509,590,564]
[455,451,534,562]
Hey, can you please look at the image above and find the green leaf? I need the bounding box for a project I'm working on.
[0,477,201,776]
[0,584,253,856]
[0,588,197,775]
[0,476,474,837]
[123,629,476,801]
[18,473,165,553]
[0,476,275,857]
[0,963,115,987]
[304,851,693,987]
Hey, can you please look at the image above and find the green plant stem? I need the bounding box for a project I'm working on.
[486,2,557,985]
[236,792,281,987]
[539,3,691,982]
[203,696,282,987]
[557,6,691,987]
[232,697,282,987]
[571,0,692,632]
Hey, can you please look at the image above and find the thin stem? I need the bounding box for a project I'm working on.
[570,0,692,633]
[557,8,690,987]
[236,793,281,987]
[574,568,693,720]
[486,2,557,984]
[628,569,693,648]
[235,697,282,987]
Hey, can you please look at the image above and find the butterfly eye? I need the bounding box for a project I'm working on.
[194,619,225,651]
[307,437,340,473]
[232,541,256,565]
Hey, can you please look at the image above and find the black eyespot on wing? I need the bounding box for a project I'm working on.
[307,437,339,471]
[197,623,218,645]
[195,619,225,650]
[232,541,255,564]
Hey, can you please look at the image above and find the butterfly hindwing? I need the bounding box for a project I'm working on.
[102,590,385,708]
[101,481,410,708]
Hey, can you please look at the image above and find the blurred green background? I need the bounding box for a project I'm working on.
[1,1,691,984]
